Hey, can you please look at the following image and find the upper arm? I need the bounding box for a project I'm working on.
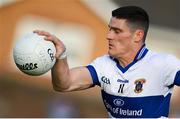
[67,66,94,91]
[65,56,106,91]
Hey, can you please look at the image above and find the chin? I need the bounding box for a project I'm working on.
[108,50,115,57]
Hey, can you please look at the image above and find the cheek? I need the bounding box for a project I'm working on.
[114,37,133,52]
[116,37,131,48]
[121,33,133,42]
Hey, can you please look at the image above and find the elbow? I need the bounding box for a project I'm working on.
[52,85,62,92]
[51,74,73,92]
[52,86,65,92]
[52,83,71,92]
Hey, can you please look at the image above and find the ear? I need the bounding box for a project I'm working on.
[133,29,144,43]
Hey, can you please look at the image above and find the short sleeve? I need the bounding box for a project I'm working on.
[174,70,180,86]
[86,56,104,86]
[164,55,180,86]
[86,65,100,86]
[86,55,112,87]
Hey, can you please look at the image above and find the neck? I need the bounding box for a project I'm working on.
[117,44,143,67]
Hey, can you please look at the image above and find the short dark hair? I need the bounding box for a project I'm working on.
[112,6,149,42]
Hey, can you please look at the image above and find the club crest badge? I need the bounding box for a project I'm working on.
[134,79,146,93]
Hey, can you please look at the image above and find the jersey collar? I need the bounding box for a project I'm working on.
[110,44,148,73]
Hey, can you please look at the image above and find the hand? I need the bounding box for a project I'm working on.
[33,30,66,59]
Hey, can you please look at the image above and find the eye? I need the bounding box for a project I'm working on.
[114,30,120,34]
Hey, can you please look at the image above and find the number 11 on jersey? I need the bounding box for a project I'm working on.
[118,84,125,93]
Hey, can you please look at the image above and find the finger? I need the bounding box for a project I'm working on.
[44,36,66,58]
[33,30,65,58]
[55,46,64,58]
[33,30,51,37]
[44,36,61,46]
[44,36,54,41]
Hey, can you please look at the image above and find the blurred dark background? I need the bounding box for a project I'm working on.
[114,0,180,30]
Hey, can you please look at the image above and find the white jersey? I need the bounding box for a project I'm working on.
[86,45,180,118]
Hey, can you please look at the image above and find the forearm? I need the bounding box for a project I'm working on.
[51,58,71,92]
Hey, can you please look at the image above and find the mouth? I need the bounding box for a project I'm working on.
[108,43,113,49]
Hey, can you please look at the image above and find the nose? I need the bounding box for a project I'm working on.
[106,30,113,41]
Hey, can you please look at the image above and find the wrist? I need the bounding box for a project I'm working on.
[58,49,67,59]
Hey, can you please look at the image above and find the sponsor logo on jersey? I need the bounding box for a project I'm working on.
[113,99,124,106]
[104,99,143,116]
[134,79,146,93]
[101,76,110,84]
[117,79,129,83]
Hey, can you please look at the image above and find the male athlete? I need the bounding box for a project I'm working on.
[34,6,180,118]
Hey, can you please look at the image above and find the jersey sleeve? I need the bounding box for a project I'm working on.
[86,55,111,87]
[164,55,180,86]
[86,65,100,86]
[86,57,102,86]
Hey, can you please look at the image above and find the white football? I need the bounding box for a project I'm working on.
[13,32,56,76]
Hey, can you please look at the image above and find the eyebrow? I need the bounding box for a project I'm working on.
[108,25,122,32]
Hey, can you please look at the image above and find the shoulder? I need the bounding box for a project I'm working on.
[89,54,117,71]
[147,51,166,60]
[91,54,114,64]
[148,50,178,61]
[146,50,180,67]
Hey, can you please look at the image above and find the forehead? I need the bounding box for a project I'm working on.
[109,17,130,29]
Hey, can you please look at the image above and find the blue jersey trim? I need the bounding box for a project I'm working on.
[110,44,148,73]
[174,70,180,86]
[101,90,171,118]
[86,65,100,86]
